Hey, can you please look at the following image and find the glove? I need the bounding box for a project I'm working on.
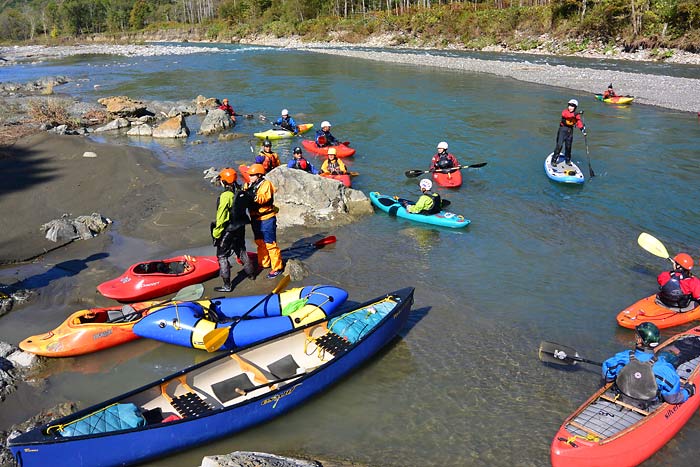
[683,382,696,398]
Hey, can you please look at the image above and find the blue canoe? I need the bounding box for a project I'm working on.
[9,287,414,467]
[369,191,470,229]
[544,153,585,184]
[132,285,348,351]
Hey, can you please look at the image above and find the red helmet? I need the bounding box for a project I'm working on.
[218,168,237,184]
[248,164,265,176]
[674,253,694,270]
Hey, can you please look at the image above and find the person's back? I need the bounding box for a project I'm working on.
[405,179,441,215]
[657,253,700,308]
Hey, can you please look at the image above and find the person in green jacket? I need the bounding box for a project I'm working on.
[402,179,442,215]
[212,168,255,292]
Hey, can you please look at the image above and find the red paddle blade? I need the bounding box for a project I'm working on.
[314,236,337,248]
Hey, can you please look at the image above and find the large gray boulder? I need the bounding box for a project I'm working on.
[199,108,233,135]
[266,167,372,230]
[200,451,321,467]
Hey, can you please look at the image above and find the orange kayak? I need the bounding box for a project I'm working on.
[19,301,163,357]
[616,293,700,329]
[320,173,352,187]
[551,326,700,467]
[301,140,355,157]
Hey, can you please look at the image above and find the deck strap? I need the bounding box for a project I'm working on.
[599,393,650,416]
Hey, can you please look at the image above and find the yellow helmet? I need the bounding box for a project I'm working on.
[327,148,337,156]
[248,164,266,176]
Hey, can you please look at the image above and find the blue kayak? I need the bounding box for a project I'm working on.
[133,285,348,351]
[544,153,585,184]
[369,192,470,229]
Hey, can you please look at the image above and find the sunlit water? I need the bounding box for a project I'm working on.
[2,43,700,466]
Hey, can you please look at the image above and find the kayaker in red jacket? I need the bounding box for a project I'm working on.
[218,98,236,124]
[551,99,586,166]
[430,141,459,171]
[657,253,700,308]
[602,84,617,99]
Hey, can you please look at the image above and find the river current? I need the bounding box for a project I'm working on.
[2,43,700,466]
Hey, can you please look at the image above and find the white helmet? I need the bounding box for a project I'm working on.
[437,141,449,150]
[568,99,579,107]
[321,121,331,128]
[419,179,433,191]
[281,109,289,116]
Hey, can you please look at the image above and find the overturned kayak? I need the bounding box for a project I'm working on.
[8,287,414,467]
[369,192,470,229]
[617,293,700,329]
[550,326,700,467]
[544,153,585,184]
[594,94,634,105]
[253,123,313,140]
[97,255,219,302]
[132,285,349,351]
[301,140,355,158]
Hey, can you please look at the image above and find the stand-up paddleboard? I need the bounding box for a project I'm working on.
[544,153,585,184]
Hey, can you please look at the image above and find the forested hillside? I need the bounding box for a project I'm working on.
[1,0,699,51]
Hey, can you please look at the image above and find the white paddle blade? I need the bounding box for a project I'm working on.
[638,232,670,259]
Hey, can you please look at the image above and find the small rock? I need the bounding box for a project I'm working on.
[82,151,97,158]
[7,351,38,369]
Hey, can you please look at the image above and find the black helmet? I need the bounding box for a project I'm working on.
[263,140,272,147]
[635,322,660,347]
[293,146,302,154]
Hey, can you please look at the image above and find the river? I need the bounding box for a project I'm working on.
[2,43,700,466]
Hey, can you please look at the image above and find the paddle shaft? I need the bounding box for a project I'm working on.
[120,284,204,319]
[405,162,487,178]
[579,111,595,178]
[234,364,321,395]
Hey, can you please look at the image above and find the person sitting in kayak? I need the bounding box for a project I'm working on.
[602,322,694,405]
[257,140,281,173]
[602,83,617,99]
[552,98,587,166]
[273,109,298,134]
[657,253,700,309]
[218,98,236,124]
[315,121,338,147]
[430,141,459,171]
[287,146,317,174]
[401,179,442,215]
[212,168,255,292]
[320,148,346,175]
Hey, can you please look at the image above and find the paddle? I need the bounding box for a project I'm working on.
[119,283,205,318]
[202,274,291,352]
[404,162,488,178]
[637,232,672,261]
[538,341,603,367]
[283,235,336,253]
[578,111,595,178]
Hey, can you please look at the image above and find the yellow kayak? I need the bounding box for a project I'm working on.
[254,123,313,140]
[594,94,634,105]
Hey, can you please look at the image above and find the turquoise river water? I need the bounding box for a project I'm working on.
[2,43,700,466]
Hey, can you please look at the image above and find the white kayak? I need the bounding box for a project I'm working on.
[544,153,585,184]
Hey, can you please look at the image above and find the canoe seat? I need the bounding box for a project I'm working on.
[107,309,141,323]
[267,354,300,379]
[211,373,256,403]
[161,376,213,418]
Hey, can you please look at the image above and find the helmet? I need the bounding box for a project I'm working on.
[327,148,337,156]
[293,146,302,154]
[608,83,614,89]
[321,121,331,128]
[263,140,272,147]
[281,109,289,116]
[248,164,266,176]
[568,99,579,107]
[674,253,694,270]
[635,322,660,347]
[419,179,433,190]
[219,168,237,184]
[437,141,449,150]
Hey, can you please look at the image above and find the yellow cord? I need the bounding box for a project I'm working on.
[47,403,119,434]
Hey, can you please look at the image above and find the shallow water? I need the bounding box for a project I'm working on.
[2,44,700,466]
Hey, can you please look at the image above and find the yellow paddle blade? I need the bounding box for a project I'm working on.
[638,232,670,259]
[202,327,230,353]
[272,274,291,294]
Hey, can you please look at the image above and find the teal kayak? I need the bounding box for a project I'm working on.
[369,192,470,229]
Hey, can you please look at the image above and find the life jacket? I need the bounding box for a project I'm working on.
[279,116,294,132]
[294,158,311,172]
[324,159,343,174]
[436,153,454,169]
[615,351,659,401]
[216,186,250,230]
[247,178,275,219]
[258,152,279,172]
[658,271,693,308]
[426,192,442,214]
[560,109,579,128]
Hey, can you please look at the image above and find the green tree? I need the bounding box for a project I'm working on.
[129,0,151,29]
[0,8,31,40]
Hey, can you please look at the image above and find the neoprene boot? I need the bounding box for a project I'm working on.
[214,280,233,293]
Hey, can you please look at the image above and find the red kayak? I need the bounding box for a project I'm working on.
[239,164,251,183]
[550,326,700,467]
[432,169,462,187]
[301,140,355,158]
[97,255,219,302]
[320,173,352,187]
[617,293,700,329]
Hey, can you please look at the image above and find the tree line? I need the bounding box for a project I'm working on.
[1,0,699,49]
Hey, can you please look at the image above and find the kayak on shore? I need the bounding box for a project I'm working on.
[253,123,313,140]
[369,191,470,229]
[97,255,219,302]
[544,153,585,184]
[617,293,700,329]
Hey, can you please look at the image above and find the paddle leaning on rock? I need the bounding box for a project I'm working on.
[404,162,487,178]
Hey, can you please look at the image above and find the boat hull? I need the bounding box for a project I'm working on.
[253,123,313,140]
[594,94,635,104]
[320,173,352,187]
[432,169,462,187]
[544,153,585,184]
[616,293,700,329]
[301,140,355,157]
[369,191,470,229]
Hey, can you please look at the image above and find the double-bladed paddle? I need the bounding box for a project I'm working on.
[538,341,603,367]
[404,162,487,178]
[283,235,336,253]
[119,283,205,318]
[637,232,692,276]
[202,274,292,352]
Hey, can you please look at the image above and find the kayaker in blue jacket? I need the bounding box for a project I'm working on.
[315,121,338,147]
[602,322,694,404]
[287,147,317,174]
[273,109,298,134]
